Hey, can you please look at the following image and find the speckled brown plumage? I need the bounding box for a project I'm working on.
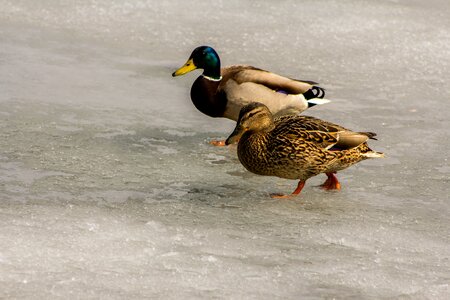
[226,102,384,197]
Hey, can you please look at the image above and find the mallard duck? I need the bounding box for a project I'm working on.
[225,102,384,198]
[172,46,329,144]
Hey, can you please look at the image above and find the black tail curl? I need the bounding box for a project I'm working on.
[303,86,325,100]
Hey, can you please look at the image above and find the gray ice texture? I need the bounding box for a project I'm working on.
[0,0,449,299]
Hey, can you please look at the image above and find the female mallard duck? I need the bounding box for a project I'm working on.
[225,102,384,198]
[172,46,328,144]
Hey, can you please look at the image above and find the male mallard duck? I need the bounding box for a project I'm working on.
[172,46,328,144]
[225,102,384,198]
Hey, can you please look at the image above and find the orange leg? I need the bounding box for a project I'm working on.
[209,140,227,147]
[320,172,341,190]
[271,180,306,199]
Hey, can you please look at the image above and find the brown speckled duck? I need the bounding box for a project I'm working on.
[225,102,384,198]
[172,46,328,145]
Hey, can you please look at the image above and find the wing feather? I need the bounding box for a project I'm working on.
[222,65,314,94]
[273,115,373,150]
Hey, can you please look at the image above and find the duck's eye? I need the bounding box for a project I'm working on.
[247,111,260,119]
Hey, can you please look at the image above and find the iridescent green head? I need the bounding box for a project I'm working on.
[172,46,221,79]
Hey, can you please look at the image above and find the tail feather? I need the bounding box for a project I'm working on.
[362,151,385,158]
[307,98,331,107]
[303,86,325,100]
[359,132,378,140]
[304,86,329,107]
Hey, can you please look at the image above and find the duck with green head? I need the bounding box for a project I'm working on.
[225,102,384,198]
[172,46,329,145]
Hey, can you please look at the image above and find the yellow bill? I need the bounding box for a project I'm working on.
[172,59,197,77]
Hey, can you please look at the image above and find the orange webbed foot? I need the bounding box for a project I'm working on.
[270,180,306,199]
[320,173,341,190]
[209,140,227,147]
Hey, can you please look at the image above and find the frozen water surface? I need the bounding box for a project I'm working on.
[0,0,449,298]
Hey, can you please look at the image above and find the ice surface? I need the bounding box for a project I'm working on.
[0,0,449,299]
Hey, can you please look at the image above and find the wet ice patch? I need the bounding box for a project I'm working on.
[204,153,228,165]
[163,129,196,137]
[138,137,178,154]
[95,129,136,138]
